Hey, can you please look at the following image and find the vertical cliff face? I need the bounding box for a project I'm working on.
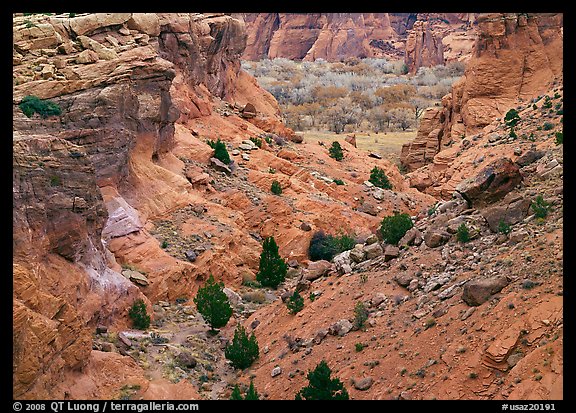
[401,13,563,174]
[12,12,259,399]
[242,13,477,69]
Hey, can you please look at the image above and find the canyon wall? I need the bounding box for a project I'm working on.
[242,13,477,71]
[400,13,563,184]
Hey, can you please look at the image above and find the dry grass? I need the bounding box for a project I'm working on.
[301,130,416,163]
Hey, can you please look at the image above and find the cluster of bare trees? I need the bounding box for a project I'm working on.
[242,58,465,133]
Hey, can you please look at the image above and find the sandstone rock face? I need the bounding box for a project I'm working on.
[401,13,563,194]
[243,13,476,66]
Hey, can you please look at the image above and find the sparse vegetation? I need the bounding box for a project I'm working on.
[456,223,470,243]
[333,178,344,185]
[128,299,150,330]
[308,230,355,261]
[504,108,520,128]
[543,122,554,131]
[286,291,304,314]
[355,342,366,352]
[49,175,61,187]
[555,131,563,145]
[225,324,259,370]
[230,381,260,400]
[497,219,512,235]
[424,318,436,329]
[353,301,369,330]
[295,360,349,400]
[256,236,288,289]
[250,137,262,148]
[19,95,62,118]
[193,274,232,332]
[328,141,344,161]
[531,195,550,219]
[271,180,282,195]
[369,166,392,189]
[380,212,413,245]
[207,138,231,164]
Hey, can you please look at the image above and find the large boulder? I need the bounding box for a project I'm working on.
[462,276,510,306]
[304,260,332,281]
[455,158,522,208]
[481,193,531,231]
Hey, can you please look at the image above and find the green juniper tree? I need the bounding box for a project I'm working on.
[225,324,259,369]
[328,141,344,161]
[193,274,232,333]
[369,166,392,189]
[256,236,287,289]
[295,360,349,400]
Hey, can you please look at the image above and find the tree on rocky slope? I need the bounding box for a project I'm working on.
[193,274,232,333]
[295,360,349,400]
[256,236,287,289]
[225,324,259,369]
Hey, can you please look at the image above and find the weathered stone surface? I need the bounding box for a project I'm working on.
[515,149,545,167]
[462,276,509,306]
[398,227,423,247]
[304,260,332,281]
[210,157,232,175]
[364,242,383,260]
[481,193,531,231]
[349,245,366,263]
[102,195,143,239]
[383,244,399,261]
[456,158,522,208]
[423,228,450,248]
[123,269,149,286]
[127,13,161,36]
[69,13,132,36]
[329,319,353,336]
[352,376,374,391]
[76,49,99,64]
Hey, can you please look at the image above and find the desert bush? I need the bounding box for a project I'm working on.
[369,166,392,189]
[531,195,550,219]
[271,180,282,195]
[456,223,470,243]
[555,131,563,145]
[308,231,355,261]
[295,360,349,400]
[128,299,150,330]
[19,95,62,118]
[504,108,520,128]
[207,138,231,164]
[286,291,304,314]
[328,141,344,160]
[497,219,512,235]
[380,213,413,245]
[353,301,369,330]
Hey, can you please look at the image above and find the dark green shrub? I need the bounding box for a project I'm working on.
[497,219,512,235]
[193,274,232,332]
[353,301,368,330]
[49,176,61,186]
[295,360,349,400]
[355,343,366,352]
[509,127,517,139]
[369,166,392,189]
[69,13,76,18]
[161,240,168,249]
[230,381,260,400]
[250,137,262,148]
[532,104,538,110]
[504,108,520,128]
[207,138,231,164]
[543,97,552,109]
[543,122,554,131]
[271,180,282,195]
[555,131,563,145]
[256,236,287,289]
[264,136,273,144]
[19,95,62,118]
[379,212,413,245]
[128,299,150,330]
[456,223,470,243]
[328,141,344,161]
[308,231,355,261]
[225,324,259,369]
[531,195,550,219]
[286,291,304,314]
[333,178,344,185]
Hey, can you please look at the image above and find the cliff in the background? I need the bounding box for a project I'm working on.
[242,13,477,71]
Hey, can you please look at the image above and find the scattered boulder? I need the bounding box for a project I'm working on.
[304,260,332,281]
[423,228,450,248]
[364,242,383,260]
[329,319,353,336]
[352,376,374,391]
[515,149,545,167]
[122,269,148,286]
[177,351,197,369]
[462,276,510,306]
[299,222,312,231]
[127,13,161,36]
[455,158,522,207]
[383,245,399,261]
[395,273,415,288]
[210,157,232,175]
[223,287,242,307]
[185,250,197,262]
[398,227,423,247]
[481,193,531,231]
[241,103,257,118]
[349,245,366,263]
[357,201,379,216]
[271,366,282,377]
[76,49,99,64]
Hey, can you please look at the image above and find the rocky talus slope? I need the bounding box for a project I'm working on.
[13,13,432,399]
